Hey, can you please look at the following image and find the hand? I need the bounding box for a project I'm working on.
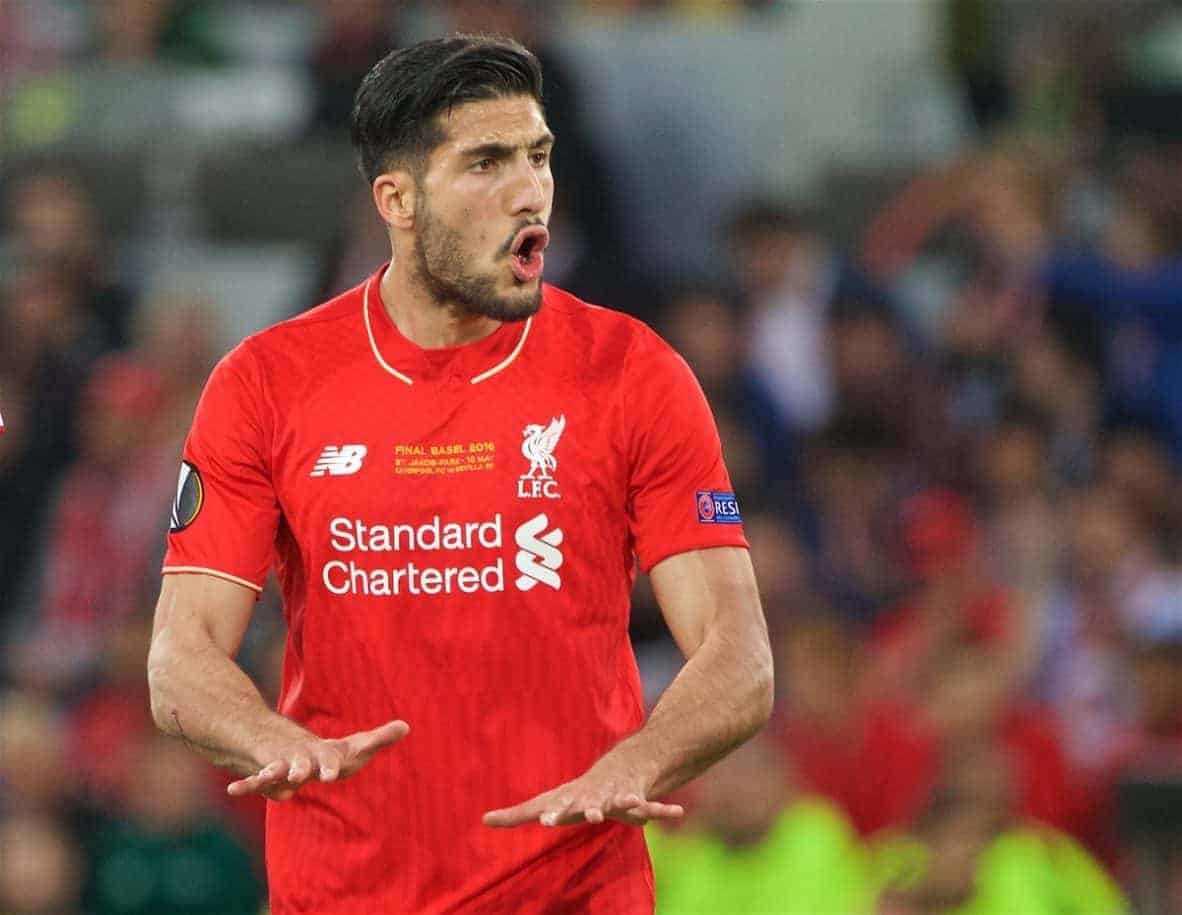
[227,719,409,801]
[482,760,683,828]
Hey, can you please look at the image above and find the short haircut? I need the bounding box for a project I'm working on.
[350,34,544,184]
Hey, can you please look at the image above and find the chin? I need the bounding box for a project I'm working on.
[469,285,542,322]
[501,293,544,322]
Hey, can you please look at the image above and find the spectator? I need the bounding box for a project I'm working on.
[1046,152,1182,461]
[82,734,264,915]
[1036,485,1166,773]
[771,610,931,836]
[66,615,156,808]
[86,0,228,67]
[742,510,815,621]
[7,164,136,351]
[976,413,1066,678]
[725,202,838,433]
[10,356,170,692]
[861,139,1060,359]
[915,647,1072,833]
[870,489,1023,699]
[1007,330,1100,485]
[0,2,85,92]
[0,266,113,621]
[539,180,660,328]
[829,304,951,482]
[1078,602,1182,865]
[647,733,871,915]
[1100,426,1181,552]
[130,289,223,444]
[307,0,402,132]
[315,186,395,301]
[796,417,911,621]
[662,285,794,499]
[0,812,83,915]
[0,691,76,820]
[872,749,1128,915]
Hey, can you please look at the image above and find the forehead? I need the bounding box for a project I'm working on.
[433,95,548,153]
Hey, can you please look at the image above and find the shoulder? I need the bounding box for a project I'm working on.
[218,279,367,382]
[242,281,364,358]
[540,284,679,372]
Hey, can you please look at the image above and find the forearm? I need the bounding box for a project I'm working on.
[613,625,773,798]
[148,636,312,775]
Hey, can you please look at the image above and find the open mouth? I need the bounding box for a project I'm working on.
[509,225,549,283]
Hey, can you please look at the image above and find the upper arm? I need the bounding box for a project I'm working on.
[648,546,767,661]
[623,328,747,572]
[162,345,280,591]
[150,571,257,664]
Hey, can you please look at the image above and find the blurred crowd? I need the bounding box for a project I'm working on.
[2,2,1182,915]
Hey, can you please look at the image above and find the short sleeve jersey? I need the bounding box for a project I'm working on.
[163,267,748,915]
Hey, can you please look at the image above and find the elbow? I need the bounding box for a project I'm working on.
[146,641,178,735]
[743,622,775,734]
[147,668,172,734]
[749,653,775,733]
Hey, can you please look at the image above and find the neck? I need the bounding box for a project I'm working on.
[379,255,501,348]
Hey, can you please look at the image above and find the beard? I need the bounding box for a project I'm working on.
[413,200,542,323]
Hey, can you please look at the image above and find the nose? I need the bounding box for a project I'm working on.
[507,155,546,218]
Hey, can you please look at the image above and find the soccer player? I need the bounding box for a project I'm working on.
[147,35,772,914]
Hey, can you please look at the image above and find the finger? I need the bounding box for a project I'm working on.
[618,801,683,824]
[264,783,298,802]
[583,807,605,825]
[346,719,410,759]
[287,753,314,785]
[227,760,287,796]
[316,748,342,783]
[540,795,580,827]
[643,802,684,819]
[228,761,284,794]
[484,796,550,828]
[226,778,253,797]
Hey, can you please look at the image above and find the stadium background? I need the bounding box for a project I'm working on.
[2,1,1181,913]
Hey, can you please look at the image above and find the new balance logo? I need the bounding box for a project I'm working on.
[514,513,563,591]
[311,444,367,477]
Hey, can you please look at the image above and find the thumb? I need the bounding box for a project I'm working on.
[346,719,410,759]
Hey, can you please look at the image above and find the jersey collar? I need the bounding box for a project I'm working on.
[362,264,534,386]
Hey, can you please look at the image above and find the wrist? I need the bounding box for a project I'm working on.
[597,737,662,795]
[249,718,312,770]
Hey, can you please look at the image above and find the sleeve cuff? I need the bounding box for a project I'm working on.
[161,565,264,594]
[638,535,750,575]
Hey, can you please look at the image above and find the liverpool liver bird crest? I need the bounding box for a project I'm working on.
[521,415,565,479]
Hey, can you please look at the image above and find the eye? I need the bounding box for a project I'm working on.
[474,158,496,172]
[530,150,549,167]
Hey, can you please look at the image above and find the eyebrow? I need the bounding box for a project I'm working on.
[459,132,555,160]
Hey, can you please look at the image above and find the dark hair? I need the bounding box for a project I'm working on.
[350,34,544,184]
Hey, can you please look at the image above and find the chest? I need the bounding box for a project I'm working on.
[268,375,627,561]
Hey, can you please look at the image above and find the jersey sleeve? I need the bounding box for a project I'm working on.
[162,344,279,593]
[623,327,748,572]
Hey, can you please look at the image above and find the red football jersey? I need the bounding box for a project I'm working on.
[163,266,747,914]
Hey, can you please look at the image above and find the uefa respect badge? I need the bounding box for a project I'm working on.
[696,490,742,524]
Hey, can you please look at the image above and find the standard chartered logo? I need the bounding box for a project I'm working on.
[514,513,563,591]
[320,513,564,596]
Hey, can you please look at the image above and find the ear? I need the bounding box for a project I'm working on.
[373,169,416,230]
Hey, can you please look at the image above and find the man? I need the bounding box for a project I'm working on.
[147,35,772,914]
